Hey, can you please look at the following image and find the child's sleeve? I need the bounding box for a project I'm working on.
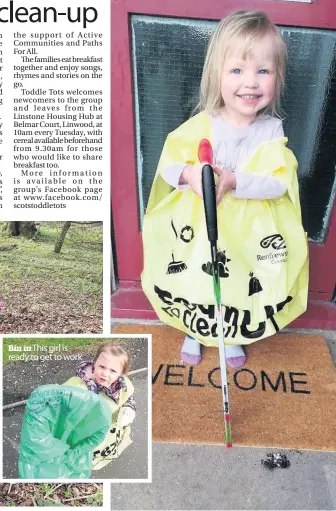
[232,173,287,199]
[118,395,136,427]
[271,119,285,139]
[161,163,190,191]
[232,118,287,200]
[122,394,136,411]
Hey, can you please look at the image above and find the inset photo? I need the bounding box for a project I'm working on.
[3,336,150,480]
[0,221,103,333]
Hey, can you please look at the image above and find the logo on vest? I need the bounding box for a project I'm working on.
[260,234,286,250]
[258,235,287,264]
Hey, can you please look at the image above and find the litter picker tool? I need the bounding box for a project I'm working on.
[198,138,232,448]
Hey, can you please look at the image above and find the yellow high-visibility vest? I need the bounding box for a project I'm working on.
[142,112,308,345]
[63,376,134,470]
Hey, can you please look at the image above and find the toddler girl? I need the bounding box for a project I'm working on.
[142,11,308,369]
[65,342,136,470]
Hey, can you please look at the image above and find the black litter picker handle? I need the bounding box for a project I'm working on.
[202,164,218,243]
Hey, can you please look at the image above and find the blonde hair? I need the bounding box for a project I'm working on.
[197,10,287,117]
[93,342,130,374]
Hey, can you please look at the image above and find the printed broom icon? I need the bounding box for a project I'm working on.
[166,253,187,274]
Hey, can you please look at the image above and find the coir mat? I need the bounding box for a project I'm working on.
[113,324,336,450]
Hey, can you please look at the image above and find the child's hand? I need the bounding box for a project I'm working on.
[179,164,203,198]
[118,407,136,428]
[179,164,236,203]
[214,168,236,204]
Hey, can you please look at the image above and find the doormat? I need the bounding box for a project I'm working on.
[114,324,336,451]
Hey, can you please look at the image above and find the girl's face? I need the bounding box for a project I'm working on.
[220,34,277,126]
[93,351,124,387]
